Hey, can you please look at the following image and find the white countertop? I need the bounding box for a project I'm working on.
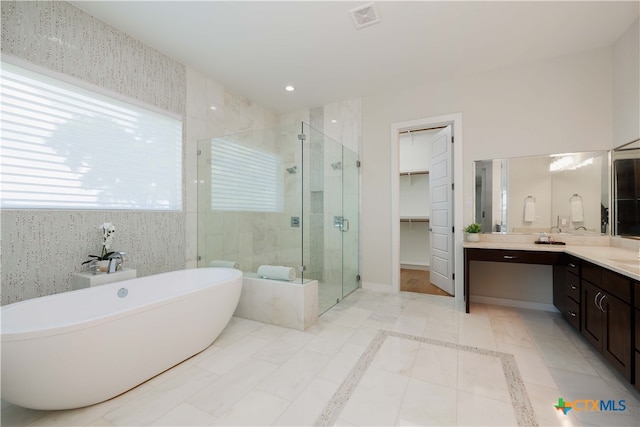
[464,240,640,281]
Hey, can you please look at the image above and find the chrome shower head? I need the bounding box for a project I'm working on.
[286,165,297,174]
[331,162,342,170]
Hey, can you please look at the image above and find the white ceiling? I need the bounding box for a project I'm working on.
[70,1,639,113]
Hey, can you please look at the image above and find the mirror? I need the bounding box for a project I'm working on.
[474,151,609,234]
[612,139,640,238]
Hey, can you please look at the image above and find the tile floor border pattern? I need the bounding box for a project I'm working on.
[313,329,538,427]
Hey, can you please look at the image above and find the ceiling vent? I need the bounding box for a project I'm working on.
[349,2,381,29]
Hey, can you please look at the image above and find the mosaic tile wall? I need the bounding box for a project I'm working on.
[0,1,186,116]
[0,1,187,304]
[1,211,185,305]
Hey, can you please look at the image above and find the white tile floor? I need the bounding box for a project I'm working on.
[2,289,640,426]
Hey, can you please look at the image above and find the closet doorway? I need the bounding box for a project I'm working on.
[398,127,453,296]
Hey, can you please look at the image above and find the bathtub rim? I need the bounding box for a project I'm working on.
[1,267,242,342]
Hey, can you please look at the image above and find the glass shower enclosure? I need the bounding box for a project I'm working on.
[197,122,359,314]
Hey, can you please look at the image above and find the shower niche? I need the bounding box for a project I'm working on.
[197,122,359,314]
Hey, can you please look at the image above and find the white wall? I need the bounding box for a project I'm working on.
[399,175,430,218]
[399,132,433,173]
[613,18,640,148]
[361,46,613,296]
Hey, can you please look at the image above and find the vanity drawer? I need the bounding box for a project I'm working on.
[567,257,580,276]
[566,297,580,330]
[635,282,640,308]
[566,272,580,303]
[465,249,564,265]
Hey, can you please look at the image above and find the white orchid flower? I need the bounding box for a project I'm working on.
[99,223,116,255]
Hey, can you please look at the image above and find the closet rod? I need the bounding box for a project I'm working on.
[399,125,447,135]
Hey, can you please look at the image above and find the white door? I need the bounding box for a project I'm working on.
[429,126,454,295]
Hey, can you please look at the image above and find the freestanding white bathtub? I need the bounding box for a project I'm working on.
[1,267,242,410]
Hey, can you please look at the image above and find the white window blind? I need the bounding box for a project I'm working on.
[211,138,282,212]
[0,61,182,210]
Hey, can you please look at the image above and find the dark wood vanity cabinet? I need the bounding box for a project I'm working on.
[465,248,564,313]
[635,281,640,392]
[552,256,580,330]
[467,246,637,387]
[580,261,633,382]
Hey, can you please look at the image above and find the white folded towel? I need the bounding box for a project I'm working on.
[524,200,536,222]
[257,265,296,281]
[209,260,240,269]
[571,198,584,223]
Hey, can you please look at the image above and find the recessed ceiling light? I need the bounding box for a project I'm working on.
[285,85,295,92]
[209,105,217,111]
[331,119,337,123]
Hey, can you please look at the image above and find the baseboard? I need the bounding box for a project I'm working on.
[400,263,430,271]
[470,295,559,313]
[362,281,395,293]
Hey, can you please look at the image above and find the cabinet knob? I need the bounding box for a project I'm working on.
[503,255,517,260]
[569,263,576,268]
[568,310,577,317]
[568,283,577,290]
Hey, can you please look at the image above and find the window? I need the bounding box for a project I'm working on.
[0,60,182,210]
[211,138,282,212]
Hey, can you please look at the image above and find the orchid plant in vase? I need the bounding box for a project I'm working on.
[82,223,116,270]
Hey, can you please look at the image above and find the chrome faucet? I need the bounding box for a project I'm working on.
[107,252,127,273]
[550,226,562,233]
[575,226,587,231]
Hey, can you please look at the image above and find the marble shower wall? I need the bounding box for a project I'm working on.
[185,68,278,270]
[197,99,361,283]
[281,100,362,286]
[0,1,188,304]
[195,125,300,274]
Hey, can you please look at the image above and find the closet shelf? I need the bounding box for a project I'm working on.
[400,216,430,223]
[400,170,429,176]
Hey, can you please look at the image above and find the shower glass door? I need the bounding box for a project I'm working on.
[302,123,342,312]
[342,146,359,297]
[198,122,358,316]
[301,123,359,314]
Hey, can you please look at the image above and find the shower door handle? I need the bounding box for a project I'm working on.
[334,216,349,232]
